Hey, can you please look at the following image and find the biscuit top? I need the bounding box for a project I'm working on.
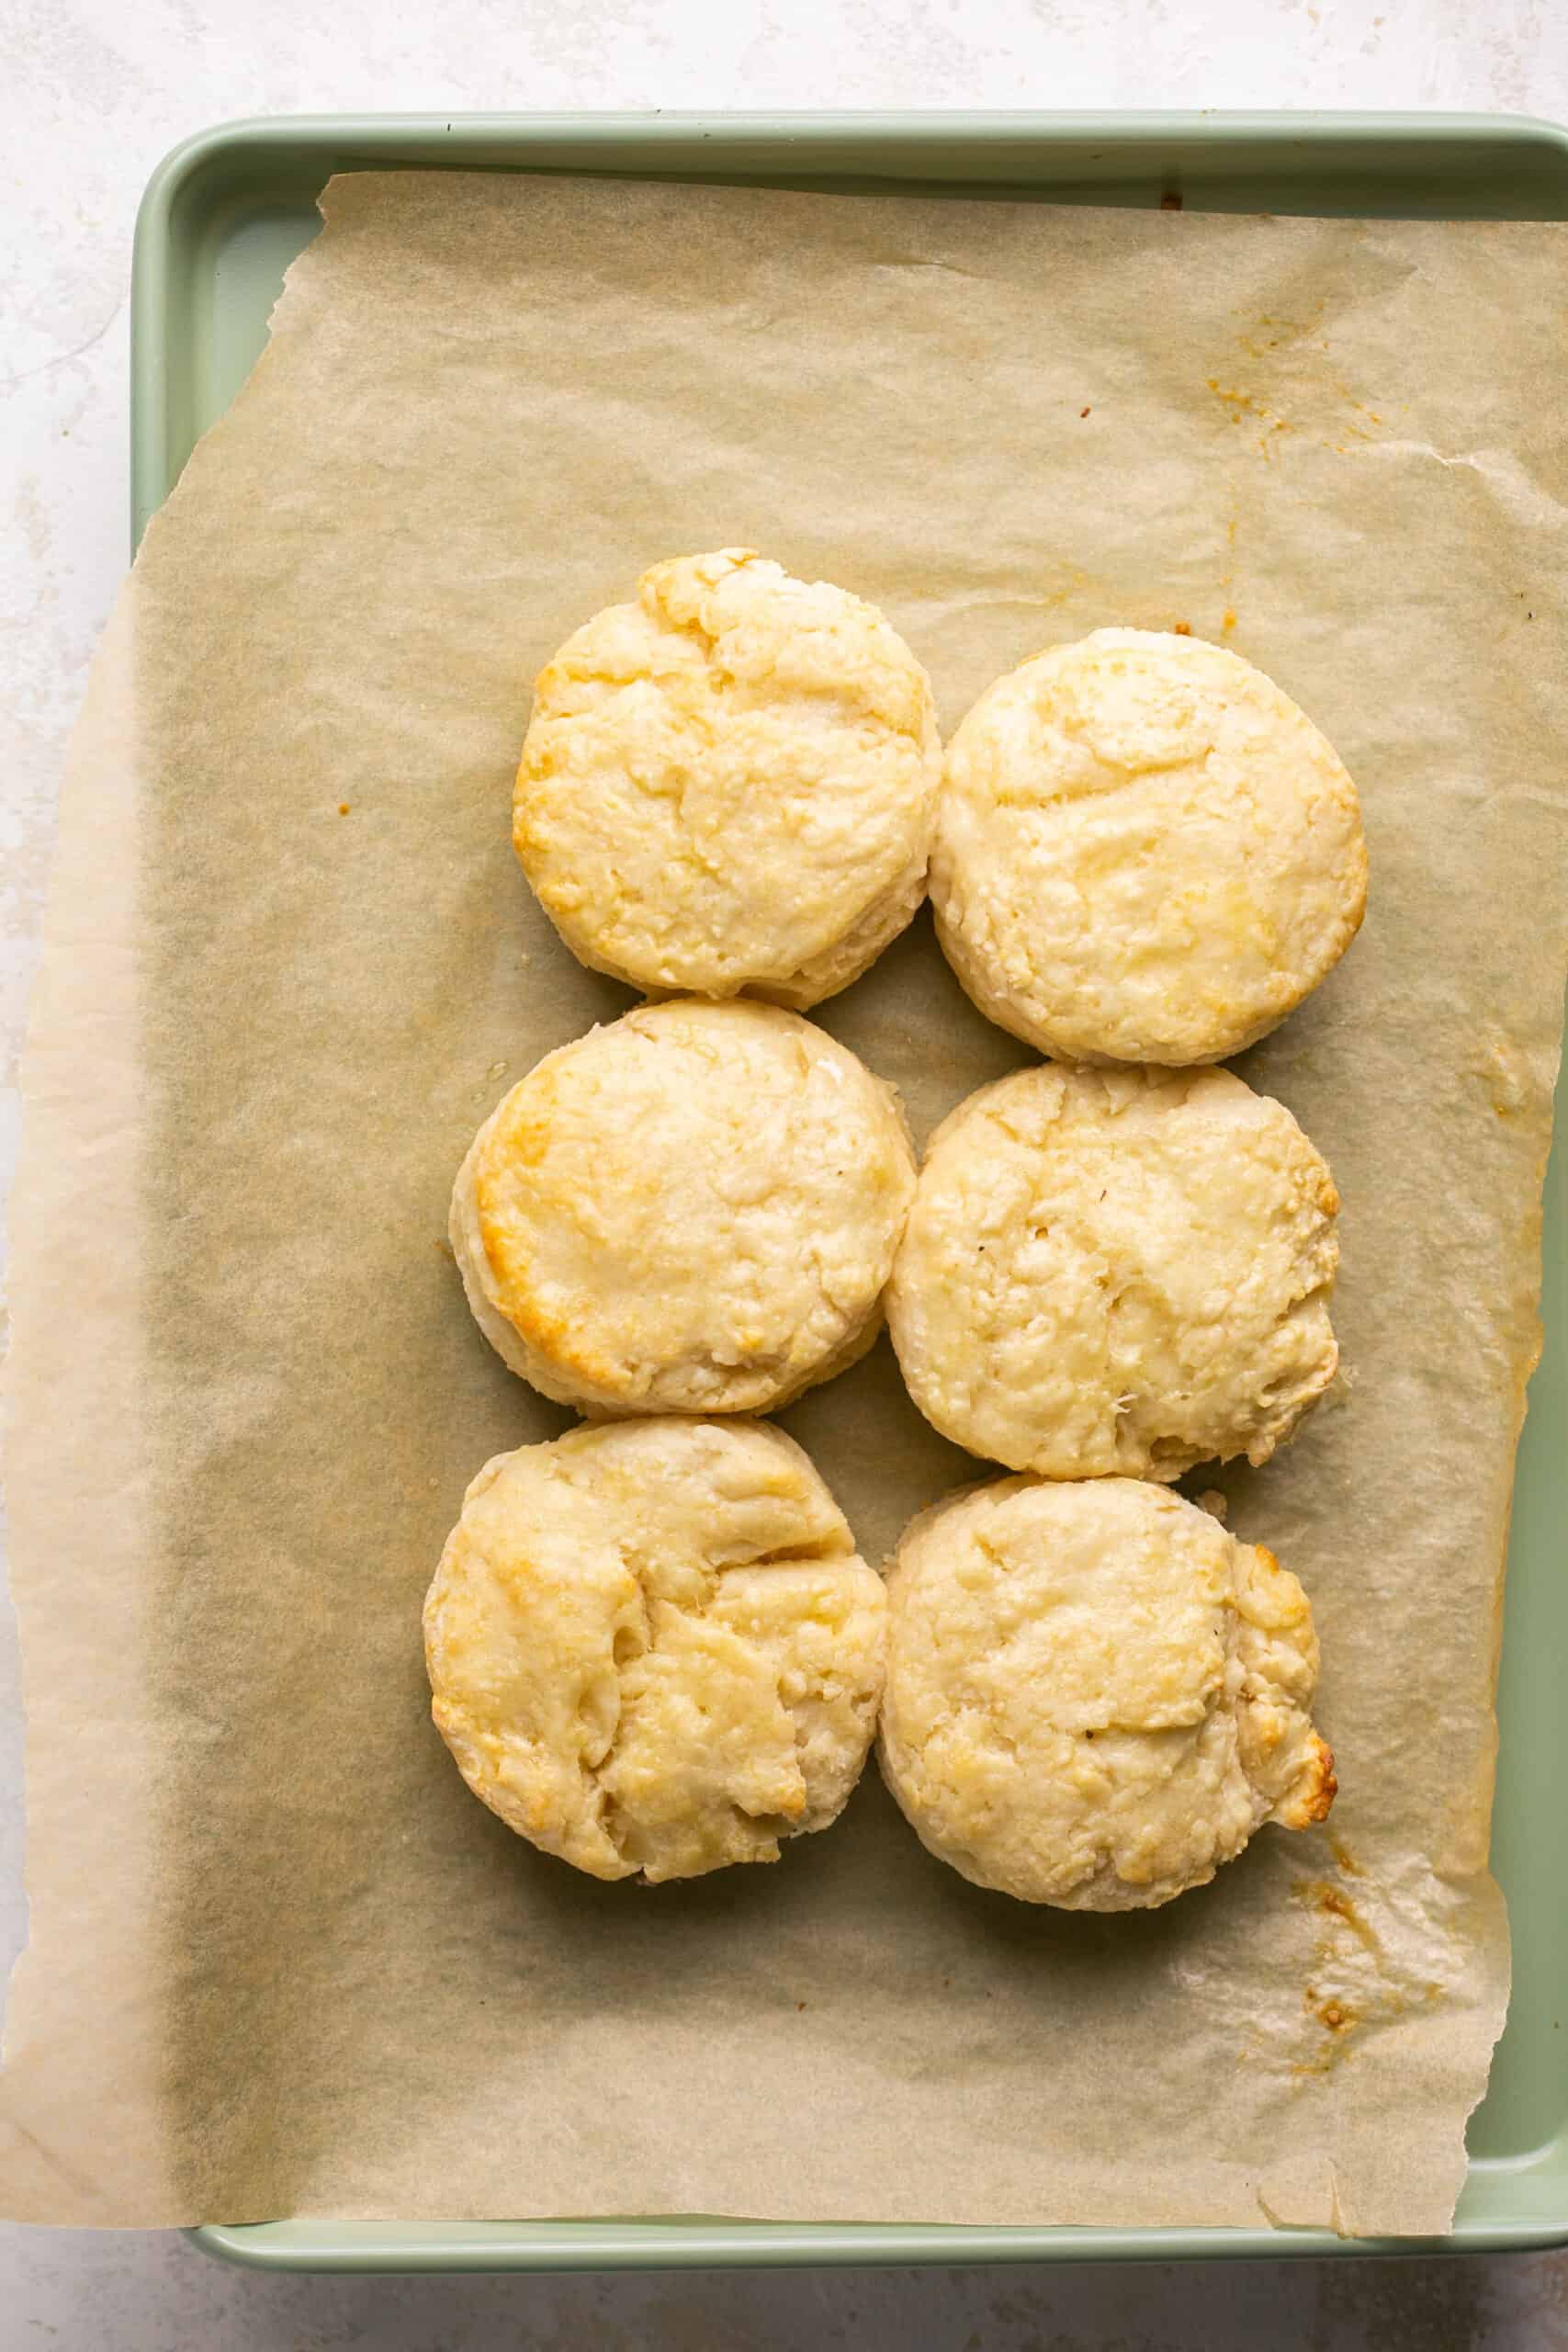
[464,998,916,1413]
[886,1061,1339,1481]
[932,628,1367,1065]
[424,1419,886,1882]
[515,548,941,1000]
[879,1476,1334,1909]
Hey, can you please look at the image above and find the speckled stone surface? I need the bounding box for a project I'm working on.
[3,4,1567,2343]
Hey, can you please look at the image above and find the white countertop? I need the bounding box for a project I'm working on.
[4,2,1566,2343]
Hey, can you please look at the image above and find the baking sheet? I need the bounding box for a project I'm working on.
[3,172,1567,2235]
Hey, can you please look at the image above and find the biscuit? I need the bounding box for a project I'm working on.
[514,548,942,1006]
[451,997,917,1415]
[878,1476,1335,1910]
[886,1062,1338,1481]
[931,628,1367,1064]
[425,1418,887,1883]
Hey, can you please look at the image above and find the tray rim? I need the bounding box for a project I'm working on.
[127,102,1568,2272]
[193,2205,1568,2274]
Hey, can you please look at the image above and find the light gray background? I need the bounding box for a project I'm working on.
[4,3,1566,2345]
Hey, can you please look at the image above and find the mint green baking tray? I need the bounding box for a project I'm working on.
[134,111,1568,2273]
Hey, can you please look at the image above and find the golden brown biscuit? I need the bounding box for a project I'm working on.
[931,628,1367,1064]
[878,1476,1335,1910]
[515,548,941,1006]
[886,1062,1338,1481]
[451,998,917,1415]
[425,1418,886,1883]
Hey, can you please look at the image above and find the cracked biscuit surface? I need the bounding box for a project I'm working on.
[514,548,942,1007]
[878,1476,1335,1910]
[451,997,917,1415]
[931,627,1367,1065]
[424,1418,887,1883]
[886,1061,1338,1481]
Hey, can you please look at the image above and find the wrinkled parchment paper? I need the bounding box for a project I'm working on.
[4,174,1567,2235]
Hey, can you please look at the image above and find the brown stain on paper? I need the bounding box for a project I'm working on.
[1295,1877,1382,1957]
[1290,1873,1400,2077]
[1207,301,1388,462]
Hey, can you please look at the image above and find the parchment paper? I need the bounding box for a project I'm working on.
[4,172,1566,2236]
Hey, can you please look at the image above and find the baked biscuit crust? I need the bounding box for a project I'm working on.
[931,628,1367,1065]
[425,1418,886,1883]
[887,1061,1338,1481]
[878,1476,1334,1910]
[452,998,917,1415]
[515,548,942,1006]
